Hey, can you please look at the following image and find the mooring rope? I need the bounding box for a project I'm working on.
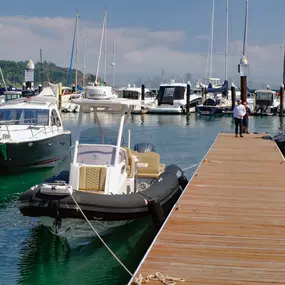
[133,272,185,285]
[182,161,201,171]
[68,191,185,285]
[68,192,135,279]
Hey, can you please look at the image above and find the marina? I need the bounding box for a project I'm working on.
[1,0,285,284]
[130,132,285,285]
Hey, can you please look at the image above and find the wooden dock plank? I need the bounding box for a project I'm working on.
[130,133,285,285]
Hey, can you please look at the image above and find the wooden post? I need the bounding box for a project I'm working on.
[202,87,206,102]
[141,84,145,101]
[279,84,284,117]
[141,84,145,111]
[186,83,191,114]
[239,55,248,104]
[231,84,236,111]
[58,82,62,110]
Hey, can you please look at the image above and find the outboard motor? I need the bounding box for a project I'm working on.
[134,142,155,153]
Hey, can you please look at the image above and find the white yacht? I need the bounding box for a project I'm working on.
[148,80,202,114]
[0,87,71,172]
[120,85,157,114]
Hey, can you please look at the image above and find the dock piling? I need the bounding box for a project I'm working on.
[141,84,145,111]
[279,84,284,117]
[186,83,190,114]
[231,84,236,110]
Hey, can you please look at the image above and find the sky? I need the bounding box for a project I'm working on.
[0,0,285,87]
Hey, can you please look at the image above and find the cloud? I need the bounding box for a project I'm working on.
[0,15,283,86]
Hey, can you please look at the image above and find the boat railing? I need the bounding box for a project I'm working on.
[0,119,60,140]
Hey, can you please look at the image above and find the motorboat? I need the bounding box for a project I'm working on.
[18,98,188,248]
[148,80,202,114]
[0,87,71,172]
[252,90,280,116]
[196,80,231,115]
[120,85,157,114]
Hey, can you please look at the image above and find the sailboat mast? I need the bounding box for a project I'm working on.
[83,32,87,86]
[209,0,215,80]
[75,10,79,94]
[283,45,285,85]
[242,0,248,57]
[104,10,108,84]
[95,9,107,85]
[67,13,77,87]
[111,38,116,87]
[225,0,229,81]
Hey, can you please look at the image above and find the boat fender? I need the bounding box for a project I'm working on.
[178,175,188,190]
[147,198,165,230]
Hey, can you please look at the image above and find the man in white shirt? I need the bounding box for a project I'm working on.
[233,99,246,137]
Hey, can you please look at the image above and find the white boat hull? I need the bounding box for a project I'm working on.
[148,106,183,114]
[40,216,133,248]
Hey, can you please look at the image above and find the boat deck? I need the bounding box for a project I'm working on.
[130,133,285,285]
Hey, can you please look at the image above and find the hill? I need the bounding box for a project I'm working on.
[0,60,101,87]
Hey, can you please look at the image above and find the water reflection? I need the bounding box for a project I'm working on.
[18,217,155,285]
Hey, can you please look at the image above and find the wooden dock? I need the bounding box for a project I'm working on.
[130,133,285,285]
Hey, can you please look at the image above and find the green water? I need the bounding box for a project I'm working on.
[0,113,282,285]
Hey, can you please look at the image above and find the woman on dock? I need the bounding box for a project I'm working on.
[242,102,251,134]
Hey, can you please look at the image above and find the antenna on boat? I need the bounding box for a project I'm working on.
[95,9,107,85]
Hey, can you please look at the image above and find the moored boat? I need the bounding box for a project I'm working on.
[18,98,188,248]
[0,87,71,172]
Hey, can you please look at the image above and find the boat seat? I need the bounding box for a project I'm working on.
[123,147,135,178]
[135,152,164,178]
[79,166,106,193]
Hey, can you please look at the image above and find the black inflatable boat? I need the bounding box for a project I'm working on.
[18,164,188,247]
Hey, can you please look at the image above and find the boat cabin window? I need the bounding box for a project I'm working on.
[255,92,273,101]
[158,86,185,104]
[123,91,139,100]
[0,108,49,125]
[51,109,61,127]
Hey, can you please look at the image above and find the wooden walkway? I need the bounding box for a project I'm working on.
[130,133,285,285]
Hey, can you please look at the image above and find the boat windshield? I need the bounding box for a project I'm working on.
[0,108,49,125]
[157,86,185,104]
[255,92,273,101]
[123,90,156,100]
[123,91,139,99]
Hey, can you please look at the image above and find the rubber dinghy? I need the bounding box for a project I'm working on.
[18,98,188,249]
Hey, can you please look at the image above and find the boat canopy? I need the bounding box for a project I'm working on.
[207,80,228,94]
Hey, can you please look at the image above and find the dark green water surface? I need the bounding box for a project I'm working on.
[0,113,282,285]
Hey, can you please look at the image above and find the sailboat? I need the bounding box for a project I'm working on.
[61,11,81,113]
[196,0,232,115]
[83,9,118,104]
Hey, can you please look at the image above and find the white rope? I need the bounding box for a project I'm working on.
[68,193,135,279]
[69,192,186,285]
[182,162,201,171]
[134,272,185,285]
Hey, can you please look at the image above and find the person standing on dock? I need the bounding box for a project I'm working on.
[233,99,246,137]
[242,102,251,134]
